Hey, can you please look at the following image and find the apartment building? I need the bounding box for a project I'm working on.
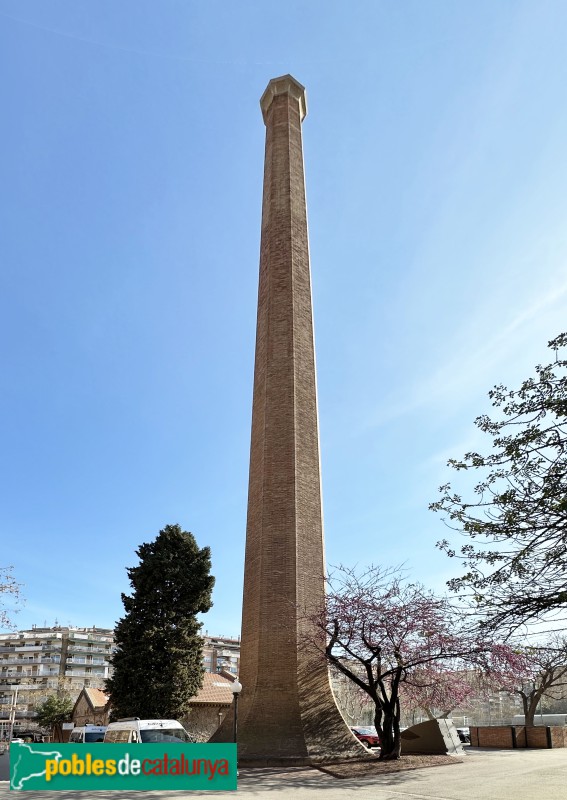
[201,635,240,676]
[0,626,114,733]
[0,626,240,734]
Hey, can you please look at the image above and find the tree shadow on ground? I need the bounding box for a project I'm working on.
[0,756,465,797]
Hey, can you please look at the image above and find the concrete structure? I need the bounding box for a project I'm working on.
[400,719,464,755]
[213,76,366,765]
[511,713,567,726]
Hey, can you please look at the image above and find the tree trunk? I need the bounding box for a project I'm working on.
[519,688,540,727]
[525,695,540,727]
[376,705,401,760]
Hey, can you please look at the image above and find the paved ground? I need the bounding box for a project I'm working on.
[1,747,566,797]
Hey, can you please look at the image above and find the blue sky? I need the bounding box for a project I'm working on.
[1,1,566,637]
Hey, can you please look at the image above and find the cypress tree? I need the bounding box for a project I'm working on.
[106,524,214,719]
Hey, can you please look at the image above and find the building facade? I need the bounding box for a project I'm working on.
[71,687,111,728]
[0,626,239,735]
[201,635,240,676]
[0,626,114,734]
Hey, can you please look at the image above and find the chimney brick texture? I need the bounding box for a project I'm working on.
[232,75,367,765]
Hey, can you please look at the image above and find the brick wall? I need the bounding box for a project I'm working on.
[471,726,514,748]
[513,725,526,748]
[526,726,550,748]
[470,725,566,748]
[550,727,567,748]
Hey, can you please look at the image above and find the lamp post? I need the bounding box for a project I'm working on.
[8,685,19,742]
[231,680,242,744]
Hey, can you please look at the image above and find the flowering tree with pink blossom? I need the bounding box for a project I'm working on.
[308,565,485,760]
[400,664,478,720]
[481,637,567,726]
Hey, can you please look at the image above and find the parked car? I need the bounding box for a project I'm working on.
[456,727,470,744]
[11,731,45,743]
[104,719,195,744]
[350,726,380,748]
[69,725,107,743]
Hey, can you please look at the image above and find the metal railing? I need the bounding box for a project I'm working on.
[64,670,106,678]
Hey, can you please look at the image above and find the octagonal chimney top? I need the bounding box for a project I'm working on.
[260,74,307,124]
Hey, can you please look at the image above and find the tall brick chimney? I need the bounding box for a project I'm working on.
[224,75,367,765]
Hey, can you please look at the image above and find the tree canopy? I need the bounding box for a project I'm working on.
[307,565,483,760]
[431,333,567,632]
[35,694,73,742]
[484,635,567,726]
[106,524,214,720]
[401,665,478,721]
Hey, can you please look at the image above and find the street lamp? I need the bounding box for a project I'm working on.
[231,680,242,744]
[8,685,19,743]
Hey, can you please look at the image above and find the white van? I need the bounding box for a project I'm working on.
[103,719,194,744]
[69,725,107,743]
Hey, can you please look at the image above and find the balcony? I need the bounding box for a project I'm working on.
[67,645,110,655]
[67,634,113,644]
[65,669,106,678]
[0,711,37,719]
[0,673,33,680]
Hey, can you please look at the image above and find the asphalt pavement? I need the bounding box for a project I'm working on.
[1,747,566,798]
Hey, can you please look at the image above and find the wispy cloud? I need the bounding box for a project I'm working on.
[363,272,567,433]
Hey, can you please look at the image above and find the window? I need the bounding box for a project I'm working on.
[104,729,130,743]
[140,729,193,744]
